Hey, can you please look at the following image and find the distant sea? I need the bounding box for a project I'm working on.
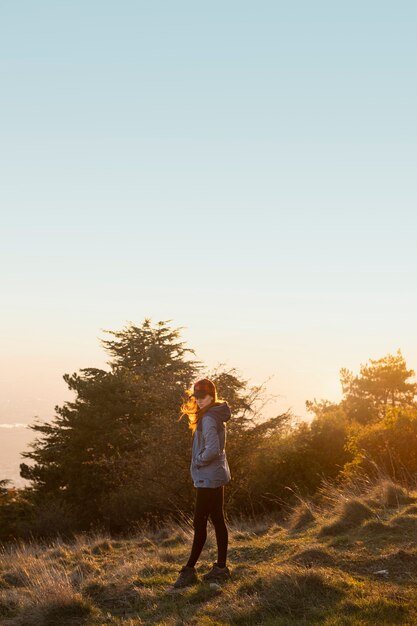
[0,424,37,487]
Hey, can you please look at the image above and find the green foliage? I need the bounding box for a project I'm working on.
[0,483,33,542]
[308,350,417,485]
[214,368,292,515]
[4,334,417,540]
[344,406,417,482]
[340,349,417,425]
[19,319,201,530]
[15,319,290,536]
[249,407,352,510]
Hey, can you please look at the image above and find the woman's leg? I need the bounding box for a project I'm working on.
[209,485,228,567]
[185,487,213,568]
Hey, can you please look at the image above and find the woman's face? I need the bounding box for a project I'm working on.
[196,394,213,410]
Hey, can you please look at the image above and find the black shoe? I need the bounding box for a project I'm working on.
[202,562,232,582]
[172,565,199,589]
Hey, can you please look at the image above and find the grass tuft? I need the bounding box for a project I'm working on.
[0,569,30,588]
[389,513,417,533]
[318,498,375,537]
[360,519,391,535]
[290,547,335,567]
[288,502,315,533]
[90,539,114,555]
[16,594,96,626]
[371,479,414,508]
[236,566,344,622]
[82,579,153,611]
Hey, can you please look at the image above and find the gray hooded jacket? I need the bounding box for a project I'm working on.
[190,401,232,488]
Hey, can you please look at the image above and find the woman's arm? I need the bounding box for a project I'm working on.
[195,415,221,467]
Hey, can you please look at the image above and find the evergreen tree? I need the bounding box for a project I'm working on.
[340,349,417,424]
[20,319,201,528]
[19,318,287,532]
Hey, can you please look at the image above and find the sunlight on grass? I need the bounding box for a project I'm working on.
[2,479,417,625]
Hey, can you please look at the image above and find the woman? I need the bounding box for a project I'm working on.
[172,377,232,589]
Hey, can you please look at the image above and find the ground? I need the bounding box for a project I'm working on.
[1,479,417,625]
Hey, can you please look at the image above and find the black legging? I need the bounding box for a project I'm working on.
[186,485,228,568]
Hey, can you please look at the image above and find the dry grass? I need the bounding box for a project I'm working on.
[287,501,316,533]
[0,543,99,625]
[2,478,417,625]
[318,498,375,537]
[368,479,413,508]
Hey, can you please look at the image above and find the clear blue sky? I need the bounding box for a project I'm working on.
[1,1,416,426]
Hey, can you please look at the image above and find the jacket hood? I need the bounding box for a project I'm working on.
[206,401,231,423]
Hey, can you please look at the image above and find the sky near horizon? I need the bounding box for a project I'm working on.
[1,1,417,432]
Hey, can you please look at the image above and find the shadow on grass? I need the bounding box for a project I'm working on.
[232,567,345,625]
[9,595,97,626]
[288,547,335,568]
[337,547,417,583]
[228,540,287,564]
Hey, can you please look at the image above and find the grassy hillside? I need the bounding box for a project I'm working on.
[2,479,417,625]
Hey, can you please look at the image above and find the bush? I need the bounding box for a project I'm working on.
[346,407,417,482]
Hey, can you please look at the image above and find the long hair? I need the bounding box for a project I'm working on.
[179,386,221,435]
